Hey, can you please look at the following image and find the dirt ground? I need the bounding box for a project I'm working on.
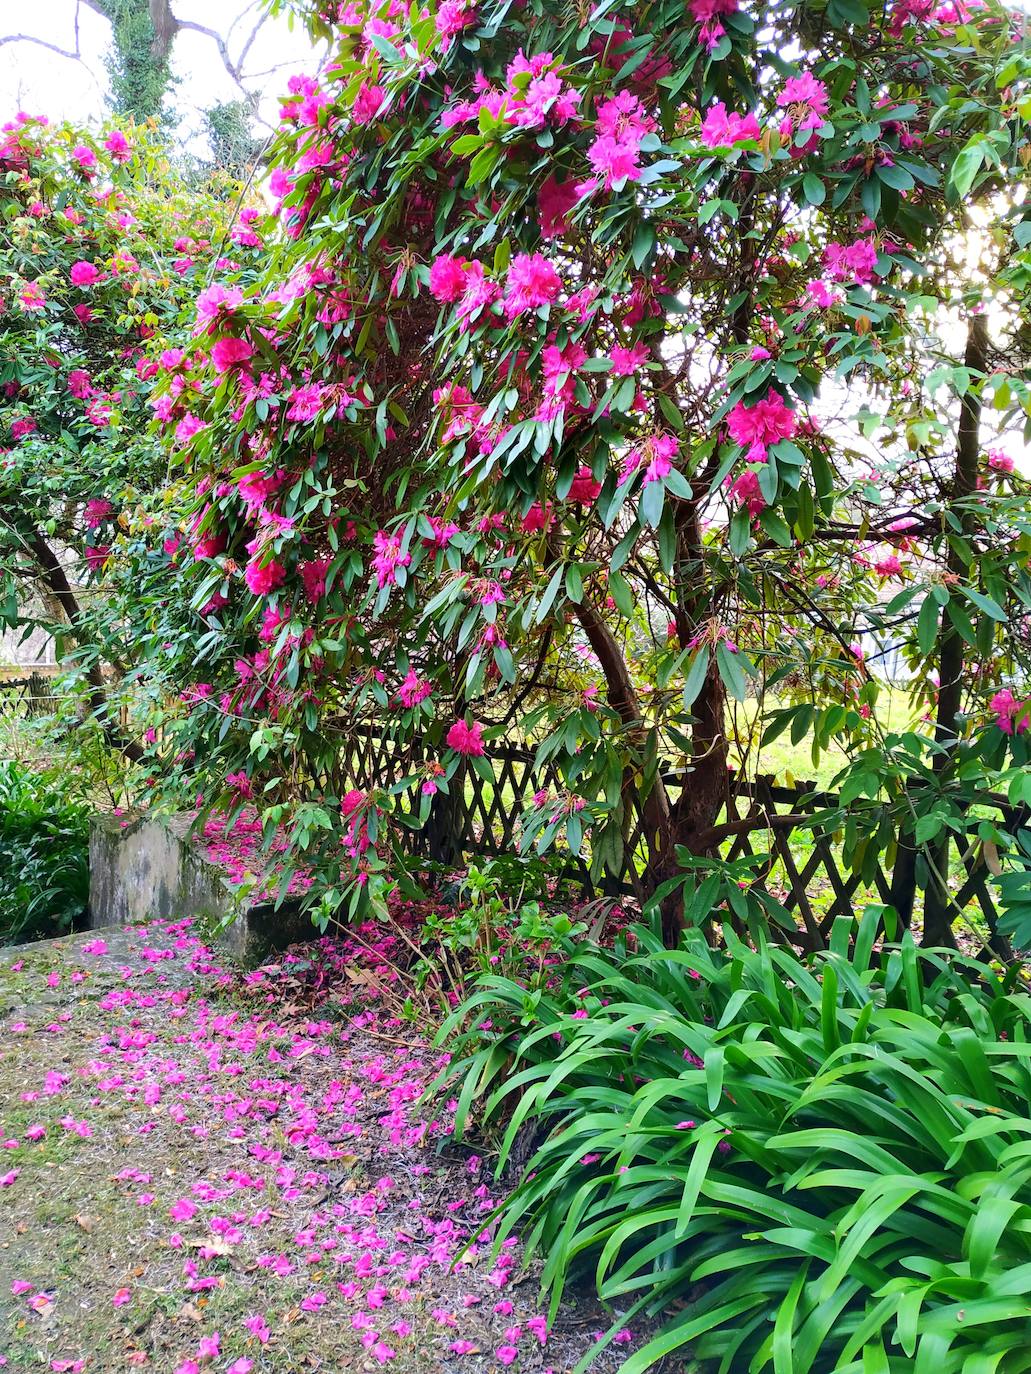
[0,922,644,1374]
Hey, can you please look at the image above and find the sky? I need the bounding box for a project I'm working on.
[0,1,324,153]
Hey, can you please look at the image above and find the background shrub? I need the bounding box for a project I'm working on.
[444,913,1031,1372]
[0,761,90,945]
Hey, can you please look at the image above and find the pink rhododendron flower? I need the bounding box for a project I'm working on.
[84,545,110,572]
[84,498,113,529]
[104,129,131,161]
[587,91,656,189]
[446,719,486,756]
[353,82,387,124]
[398,670,431,708]
[700,102,761,148]
[436,0,476,45]
[211,336,254,374]
[823,238,880,284]
[371,530,411,588]
[195,283,244,327]
[300,557,331,602]
[566,467,602,503]
[538,176,579,237]
[70,261,99,286]
[806,279,842,309]
[727,468,765,516]
[244,558,286,596]
[504,253,561,318]
[429,254,469,302]
[17,282,46,311]
[726,388,796,462]
[991,689,1031,735]
[688,0,738,47]
[610,342,650,375]
[776,73,829,131]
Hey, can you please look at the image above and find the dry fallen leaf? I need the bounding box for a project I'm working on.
[184,1235,235,1256]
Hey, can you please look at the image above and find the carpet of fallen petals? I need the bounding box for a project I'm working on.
[0,922,639,1374]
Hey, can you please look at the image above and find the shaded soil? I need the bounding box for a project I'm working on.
[0,924,644,1374]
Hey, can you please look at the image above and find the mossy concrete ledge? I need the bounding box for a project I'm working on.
[89,812,310,959]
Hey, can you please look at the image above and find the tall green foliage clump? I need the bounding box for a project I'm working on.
[443,917,1031,1370]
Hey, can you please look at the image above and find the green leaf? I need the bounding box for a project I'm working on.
[802,173,826,206]
[916,594,940,657]
[608,570,634,617]
[716,642,747,702]
[682,647,710,709]
[962,586,1007,622]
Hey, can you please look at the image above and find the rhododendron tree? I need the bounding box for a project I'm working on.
[0,114,263,759]
[131,0,1031,942]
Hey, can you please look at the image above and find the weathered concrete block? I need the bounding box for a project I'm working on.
[89,812,310,959]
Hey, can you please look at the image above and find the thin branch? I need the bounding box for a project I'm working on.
[175,19,242,83]
[0,34,82,60]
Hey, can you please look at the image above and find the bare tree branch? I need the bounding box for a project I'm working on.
[2,1,278,102]
[0,33,82,60]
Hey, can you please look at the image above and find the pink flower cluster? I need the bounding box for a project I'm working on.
[700,102,761,149]
[991,689,1030,735]
[726,388,796,462]
[587,91,656,189]
[446,719,486,756]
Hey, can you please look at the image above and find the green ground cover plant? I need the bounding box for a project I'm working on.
[444,912,1031,1372]
[0,761,90,943]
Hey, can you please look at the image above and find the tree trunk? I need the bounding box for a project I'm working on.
[923,313,988,947]
[424,766,466,865]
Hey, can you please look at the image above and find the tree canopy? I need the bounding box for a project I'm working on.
[8,0,1031,941]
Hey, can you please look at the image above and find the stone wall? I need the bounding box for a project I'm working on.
[89,812,309,959]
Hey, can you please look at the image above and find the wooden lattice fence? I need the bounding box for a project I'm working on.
[334,727,1023,944]
[0,672,61,719]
